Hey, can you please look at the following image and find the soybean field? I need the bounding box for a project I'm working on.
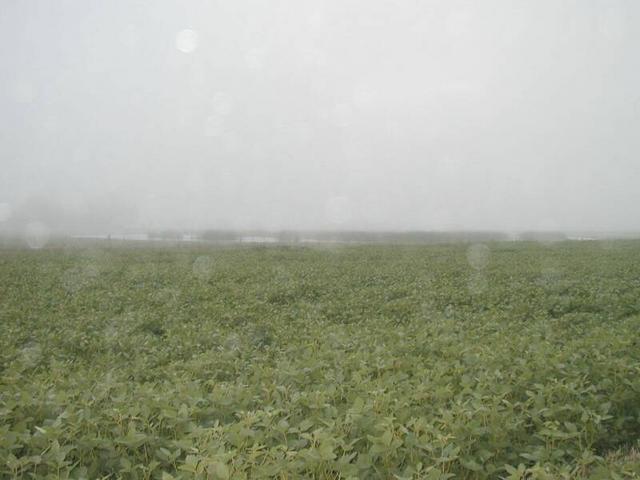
[1,240,640,479]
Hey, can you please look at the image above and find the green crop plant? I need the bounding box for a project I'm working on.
[1,240,640,478]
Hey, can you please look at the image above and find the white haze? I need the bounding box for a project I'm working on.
[1,0,639,234]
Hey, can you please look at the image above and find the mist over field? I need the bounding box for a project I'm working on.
[1,0,640,235]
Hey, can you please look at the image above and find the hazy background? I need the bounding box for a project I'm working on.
[1,0,639,234]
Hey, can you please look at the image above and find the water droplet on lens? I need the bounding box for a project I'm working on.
[20,342,42,367]
[444,304,455,318]
[466,244,490,270]
[176,29,198,53]
[193,256,214,281]
[25,222,50,249]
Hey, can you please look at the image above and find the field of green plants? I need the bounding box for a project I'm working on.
[1,240,640,479]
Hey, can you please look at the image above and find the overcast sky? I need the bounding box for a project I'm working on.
[1,0,639,233]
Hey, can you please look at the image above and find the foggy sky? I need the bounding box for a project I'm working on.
[1,0,639,233]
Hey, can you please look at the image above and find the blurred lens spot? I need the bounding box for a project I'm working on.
[466,244,490,270]
[176,29,198,53]
[193,255,214,281]
[25,222,50,249]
